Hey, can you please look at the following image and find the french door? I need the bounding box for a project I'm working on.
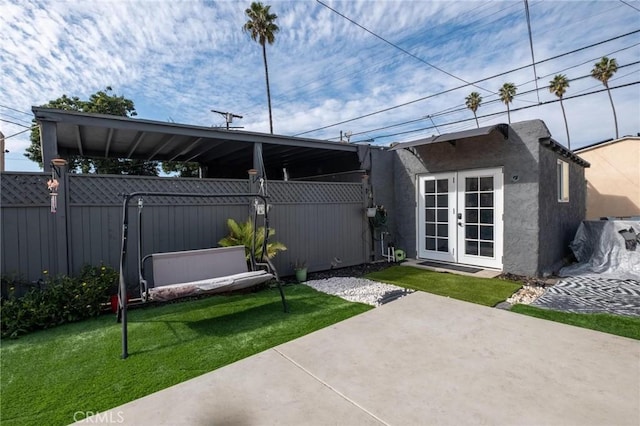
[417,168,503,269]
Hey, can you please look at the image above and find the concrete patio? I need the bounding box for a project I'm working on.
[80,291,640,425]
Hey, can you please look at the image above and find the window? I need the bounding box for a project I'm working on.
[557,159,569,202]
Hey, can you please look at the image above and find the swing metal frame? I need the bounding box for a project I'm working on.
[116,191,288,359]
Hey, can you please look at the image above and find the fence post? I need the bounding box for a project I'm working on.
[40,121,70,276]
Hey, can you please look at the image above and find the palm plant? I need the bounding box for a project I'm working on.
[465,92,483,128]
[243,2,279,134]
[218,217,286,262]
[498,83,517,124]
[591,56,619,139]
[549,74,571,149]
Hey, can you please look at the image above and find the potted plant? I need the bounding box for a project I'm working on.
[292,259,307,283]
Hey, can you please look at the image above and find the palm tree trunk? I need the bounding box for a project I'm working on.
[507,105,511,124]
[560,99,571,150]
[474,112,479,128]
[262,43,274,134]
[605,85,619,139]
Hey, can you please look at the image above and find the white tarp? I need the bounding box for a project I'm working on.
[559,220,640,281]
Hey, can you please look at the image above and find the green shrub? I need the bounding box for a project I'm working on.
[218,217,286,261]
[0,264,117,338]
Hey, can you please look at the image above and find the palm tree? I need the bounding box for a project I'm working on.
[591,56,619,139]
[243,2,279,134]
[549,74,571,149]
[498,82,517,124]
[465,92,482,128]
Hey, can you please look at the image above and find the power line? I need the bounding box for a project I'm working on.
[294,29,640,137]
[0,111,32,125]
[620,0,640,12]
[315,0,495,94]
[524,0,541,103]
[0,118,33,128]
[365,81,640,141]
[0,104,32,116]
[276,1,520,105]
[345,63,640,140]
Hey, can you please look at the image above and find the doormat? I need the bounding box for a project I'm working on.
[418,261,482,274]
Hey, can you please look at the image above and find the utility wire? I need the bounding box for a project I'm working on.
[277,1,520,104]
[295,29,640,137]
[0,104,32,116]
[620,0,640,12]
[364,81,639,141]
[524,0,541,103]
[0,111,32,125]
[345,62,640,140]
[0,118,33,128]
[315,0,495,94]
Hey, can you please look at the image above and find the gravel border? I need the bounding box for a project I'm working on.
[303,277,414,307]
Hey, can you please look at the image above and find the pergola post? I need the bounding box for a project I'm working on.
[40,120,70,276]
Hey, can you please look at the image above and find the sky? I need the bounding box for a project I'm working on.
[1,0,639,172]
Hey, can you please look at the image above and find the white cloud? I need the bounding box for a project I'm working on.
[1,0,638,171]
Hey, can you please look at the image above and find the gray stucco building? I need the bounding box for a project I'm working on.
[369,120,589,277]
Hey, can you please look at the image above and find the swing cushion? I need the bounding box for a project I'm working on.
[148,270,273,302]
[145,245,273,302]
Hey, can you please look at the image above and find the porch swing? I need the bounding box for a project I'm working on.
[116,191,288,359]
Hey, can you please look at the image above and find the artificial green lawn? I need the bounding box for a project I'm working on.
[367,265,638,340]
[511,304,640,340]
[0,285,371,426]
[366,266,521,307]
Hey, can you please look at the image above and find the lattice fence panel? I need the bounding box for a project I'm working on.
[69,175,250,205]
[1,173,51,206]
[268,181,363,204]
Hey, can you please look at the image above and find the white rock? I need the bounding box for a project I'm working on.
[303,277,412,306]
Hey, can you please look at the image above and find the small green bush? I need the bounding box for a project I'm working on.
[218,217,287,261]
[0,264,117,338]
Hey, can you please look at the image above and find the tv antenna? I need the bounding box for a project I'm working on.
[211,109,243,130]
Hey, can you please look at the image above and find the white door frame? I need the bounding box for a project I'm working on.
[416,167,503,269]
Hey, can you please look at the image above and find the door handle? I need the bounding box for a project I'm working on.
[458,222,463,227]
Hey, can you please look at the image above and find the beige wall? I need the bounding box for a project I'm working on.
[577,138,640,219]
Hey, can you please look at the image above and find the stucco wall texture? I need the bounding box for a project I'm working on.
[576,138,640,220]
[373,119,586,277]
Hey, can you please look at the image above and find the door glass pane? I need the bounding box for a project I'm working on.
[437,179,448,193]
[465,193,478,207]
[480,242,494,257]
[437,208,448,222]
[426,209,435,221]
[437,238,448,252]
[426,223,436,236]
[426,237,436,250]
[465,209,478,223]
[479,209,493,224]
[466,240,479,255]
[426,195,435,207]
[465,225,478,239]
[437,194,448,207]
[465,177,478,191]
[479,177,494,191]
[480,225,493,240]
[480,193,493,207]
[425,180,435,193]
[437,224,448,237]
